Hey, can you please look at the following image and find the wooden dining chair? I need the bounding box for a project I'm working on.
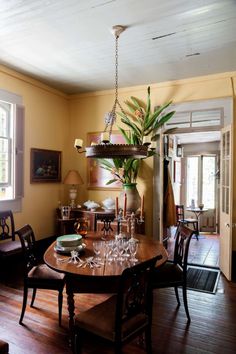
[0,210,22,258]
[152,224,194,322]
[175,204,199,240]
[73,254,162,354]
[16,224,66,326]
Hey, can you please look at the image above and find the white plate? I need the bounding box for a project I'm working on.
[54,243,86,254]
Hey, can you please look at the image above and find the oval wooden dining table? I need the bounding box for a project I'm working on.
[44,232,168,333]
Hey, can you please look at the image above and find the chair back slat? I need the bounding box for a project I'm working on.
[173,224,194,273]
[175,205,185,222]
[115,254,162,341]
[16,224,38,272]
[0,210,15,241]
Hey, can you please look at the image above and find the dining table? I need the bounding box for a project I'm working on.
[44,232,168,335]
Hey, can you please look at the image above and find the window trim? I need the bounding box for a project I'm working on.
[0,89,24,213]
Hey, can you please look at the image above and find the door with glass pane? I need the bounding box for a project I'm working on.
[219,125,232,280]
[185,155,217,232]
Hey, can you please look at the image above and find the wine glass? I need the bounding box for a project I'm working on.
[129,241,138,263]
[93,241,102,262]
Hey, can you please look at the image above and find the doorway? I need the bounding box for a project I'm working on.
[153,97,233,279]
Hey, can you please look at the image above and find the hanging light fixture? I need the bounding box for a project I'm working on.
[74,25,148,159]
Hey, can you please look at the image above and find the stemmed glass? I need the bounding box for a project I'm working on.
[129,241,138,263]
[93,241,102,262]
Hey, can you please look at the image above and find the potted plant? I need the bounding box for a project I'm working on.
[98,86,175,211]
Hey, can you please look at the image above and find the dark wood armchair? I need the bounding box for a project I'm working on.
[73,254,162,354]
[16,224,65,326]
[0,210,22,263]
[152,224,194,322]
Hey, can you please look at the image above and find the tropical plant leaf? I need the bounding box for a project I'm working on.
[144,101,173,131]
[118,127,131,144]
[152,111,175,131]
[120,118,141,138]
[106,179,119,185]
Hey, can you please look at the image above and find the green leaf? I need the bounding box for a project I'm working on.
[106,179,118,185]
[118,127,131,144]
[144,101,173,131]
[120,118,141,138]
[130,96,142,110]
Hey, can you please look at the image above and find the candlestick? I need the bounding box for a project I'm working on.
[123,193,127,218]
[140,195,144,220]
[115,197,119,218]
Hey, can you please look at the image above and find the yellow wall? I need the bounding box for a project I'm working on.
[0,65,70,238]
[1,64,236,248]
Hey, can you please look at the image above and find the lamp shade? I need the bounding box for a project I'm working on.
[63,170,84,185]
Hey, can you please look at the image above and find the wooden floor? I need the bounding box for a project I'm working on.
[167,232,220,267]
[0,267,236,353]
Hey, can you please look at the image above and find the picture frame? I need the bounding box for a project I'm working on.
[30,148,61,183]
[87,131,125,190]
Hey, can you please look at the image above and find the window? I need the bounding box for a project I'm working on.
[186,155,216,209]
[0,90,24,212]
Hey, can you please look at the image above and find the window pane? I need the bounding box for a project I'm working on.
[202,156,216,208]
[186,156,198,206]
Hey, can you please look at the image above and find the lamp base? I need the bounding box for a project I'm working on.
[69,188,77,209]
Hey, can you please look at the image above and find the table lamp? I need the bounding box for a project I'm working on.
[63,170,84,208]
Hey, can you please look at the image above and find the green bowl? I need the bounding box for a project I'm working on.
[56,234,82,248]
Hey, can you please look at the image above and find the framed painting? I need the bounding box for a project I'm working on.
[30,148,61,183]
[87,131,125,190]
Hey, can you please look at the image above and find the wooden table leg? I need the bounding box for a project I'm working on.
[66,279,75,348]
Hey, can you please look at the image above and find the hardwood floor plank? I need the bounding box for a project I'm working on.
[0,270,236,353]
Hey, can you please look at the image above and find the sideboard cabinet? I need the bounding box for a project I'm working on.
[56,208,145,236]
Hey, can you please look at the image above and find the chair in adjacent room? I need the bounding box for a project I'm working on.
[16,224,65,326]
[176,204,199,240]
[152,224,194,322]
[73,254,162,354]
[0,210,22,277]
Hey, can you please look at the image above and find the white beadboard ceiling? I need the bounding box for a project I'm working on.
[0,0,236,94]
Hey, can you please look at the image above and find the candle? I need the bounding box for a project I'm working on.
[101,132,110,143]
[149,141,156,150]
[74,138,83,148]
[123,193,127,218]
[115,197,119,218]
[140,195,144,219]
[143,135,151,146]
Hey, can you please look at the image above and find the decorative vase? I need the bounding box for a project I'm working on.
[119,183,141,213]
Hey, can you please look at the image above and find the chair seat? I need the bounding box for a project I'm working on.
[152,262,183,288]
[74,294,148,342]
[0,240,22,256]
[28,264,65,281]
